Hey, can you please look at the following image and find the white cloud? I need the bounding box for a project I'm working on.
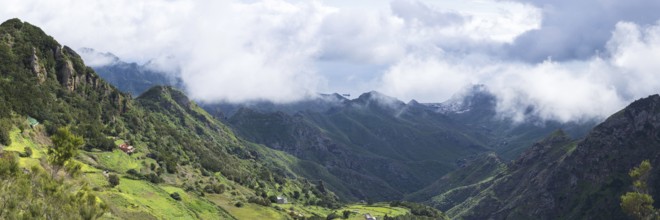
[77,48,119,67]
[378,55,479,102]
[378,21,660,123]
[487,60,624,123]
[606,21,660,99]
[1,0,333,103]
[177,0,332,103]
[8,0,659,123]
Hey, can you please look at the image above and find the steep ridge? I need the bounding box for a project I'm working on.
[0,18,130,138]
[436,95,660,219]
[0,19,347,218]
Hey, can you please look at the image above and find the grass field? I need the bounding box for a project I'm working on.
[207,194,290,220]
[87,150,145,173]
[339,204,409,220]
[0,124,414,220]
[272,202,410,220]
[4,128,43,156]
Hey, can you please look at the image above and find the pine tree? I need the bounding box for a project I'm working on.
[621,160,659,219]
[48,127,84,176]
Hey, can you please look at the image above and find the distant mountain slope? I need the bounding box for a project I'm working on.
[428,85,596,160]
[227,91,491,201]
[404,152,507,204]
[217,88,594,201]
[203,93,349,118]
[80,48,182,97]
[433,95,660,219]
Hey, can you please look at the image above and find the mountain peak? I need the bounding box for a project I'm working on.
[0,18,25,29]
[318,93,350,102]
[353,91,405,107]
[623,94,660,115]
[433,84,496,114]
[138,85,185,100]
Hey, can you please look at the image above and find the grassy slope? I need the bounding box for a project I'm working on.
[1,121,415,219]
[1,124,235,219]
[405,152,507,204]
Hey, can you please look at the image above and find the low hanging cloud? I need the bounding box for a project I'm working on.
[380,21,660,123]
[2,0,660,122]
[1,0,335,103]
[175,1,331,103]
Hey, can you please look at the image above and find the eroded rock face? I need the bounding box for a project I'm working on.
[54,46,75,91]
[59,59,76,91]
[29,47,47,83]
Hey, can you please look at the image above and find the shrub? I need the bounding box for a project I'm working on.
[20,146,32,157]
[64,161,82,177]
[147,173,163,184]
[126,169,143,179]
[203,184,226,194]
[234,202,243,207]
[0,119,11,146]
[326,212,339,220]
[170,192,182,201]
[203,185,215,194]
[342,210,351,219]
[390,201,441,218]
[248,196,271,206]
[0,152,19,176]
[108,174,120,187]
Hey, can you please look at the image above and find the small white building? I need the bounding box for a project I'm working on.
[276,196,288,204]
[364,213,377,220]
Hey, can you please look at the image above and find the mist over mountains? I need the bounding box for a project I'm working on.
[2,1,660,219]
[1,18,660,220]
[5,0,660,124]
[88,56,597,200]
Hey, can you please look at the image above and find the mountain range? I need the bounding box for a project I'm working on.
[1,18,658,220]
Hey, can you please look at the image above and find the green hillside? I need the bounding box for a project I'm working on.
[0,18,443,219]
[417,96,660,219]
[228,92,490,201]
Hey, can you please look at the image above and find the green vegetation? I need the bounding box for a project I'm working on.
[0,126,106,219]
[20,146,32,157]
[108,173,120,187]
[5,17,637,220]
[170,192,182,201]
[621,160,659,220]
[227,102,486,200]
[0,118,11,146]
[389,201,448,219]
[48,127,83,175]
[0,18,347,219]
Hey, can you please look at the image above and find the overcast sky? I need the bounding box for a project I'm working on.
[2,0,660,122]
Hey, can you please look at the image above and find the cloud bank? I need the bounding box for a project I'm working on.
[2,0,660,122]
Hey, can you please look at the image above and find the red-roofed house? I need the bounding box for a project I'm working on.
[118,143,135,154]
